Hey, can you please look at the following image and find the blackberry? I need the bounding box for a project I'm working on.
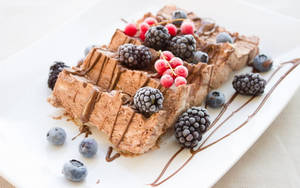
[144,25,171,50]
[48,61,68,90]
[117,44,152,69]
[232,73,266,96]
[168,34,196,63]
[133,87,164,115]
[175,107,210,148]
[172,10,187,26]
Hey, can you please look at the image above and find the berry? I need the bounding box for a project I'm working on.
[174,65,188,78]
[46,127,66,146]
[124,23,137,37]
[174,107,210,148]
[168,34,196,63]
[140,22,150,33]
[192,51,209,64]
[79,138,98,158]
[232,73,266,96]
[163,69,176,79]
[144,25,171,50]
[165,23,177,36]
[117,44,152,69]
[172,10,187,26]
[180,22,195,35]
[216,32,233,43]
[154,59,169,75]
[84,45,96,56]
[63,159,87,182]
[206,90,225,108]
[144,17,157,26]
[133,87,164,115]
[253,54,273,72]
[169,57,183,68]
[174,76,187,87]
[140,32,146,41]
[160,51,174,61]
[48,61,68,90]
[160,74,174,88]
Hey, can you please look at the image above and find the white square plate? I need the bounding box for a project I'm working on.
[0,0,300,187]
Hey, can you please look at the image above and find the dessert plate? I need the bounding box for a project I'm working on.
[0,0,300,187]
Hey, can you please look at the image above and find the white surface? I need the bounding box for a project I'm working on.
[0,0,300,187]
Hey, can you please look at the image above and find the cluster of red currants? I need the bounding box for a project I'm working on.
[155,51,188,88]
[124,17,195,40]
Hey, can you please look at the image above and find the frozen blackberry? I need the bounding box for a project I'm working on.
[144,25,171,50]
[168,34,196,63]
[133,87,164,115]
[48,61,68,90]
[117,44,152,69]
[232,73,266,96]
[172,10,187,26]
[175,107,210,148]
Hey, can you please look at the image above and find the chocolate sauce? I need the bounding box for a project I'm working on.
[205,66,214,108]
[80,89,100,123]
[106,146,121,162]
[109,100,122,141]
[95,56,107,85]
[116,112,135,147]
[150,60,300,187]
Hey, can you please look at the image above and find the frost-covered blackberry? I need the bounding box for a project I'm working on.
[118,44,152,69]
[232,73,266,95]
[168,34,196,63]
[144,25,171,50]
[133,87,164,115]
[174,107,210,148]
[48,62,68,90]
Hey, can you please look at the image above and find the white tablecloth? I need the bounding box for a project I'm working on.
[0,0,299,187]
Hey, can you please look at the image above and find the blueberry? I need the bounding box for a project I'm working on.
[206,91,225,108]
[172,10,187,26]
[84,45,96,56]
[253,54,273,72]
[63,159,87,182]
[47,127,66,145]
[193,51,209,64]
[79,138,98,158]
[216,32,233,44]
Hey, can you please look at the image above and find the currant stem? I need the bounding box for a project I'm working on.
[156,18,185,26]
[159,50,177,76]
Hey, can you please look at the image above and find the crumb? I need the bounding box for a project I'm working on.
[96,179,100,184]
[52,115,62,120]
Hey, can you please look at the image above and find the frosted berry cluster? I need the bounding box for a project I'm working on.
[154,51,188,88]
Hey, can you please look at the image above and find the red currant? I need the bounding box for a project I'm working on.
[174,76,187,87]
[174,65,188,78]
[163,69,176,79]
[124,23,137,37]
[144,17,157,26]
[154,59,169,75]
[180,21,195,35]
[169,57,183,68]
[165,23,177,36]
[140,32,146,41]
[160,51,174,61]
[140,22,150,33]
[161,74,174,88]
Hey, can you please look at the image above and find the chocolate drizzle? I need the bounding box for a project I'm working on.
[150,59,300,187]
[106,146,121,162]
[80,89,101,123]
[117,112,135,147]
[205,65,215,108]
